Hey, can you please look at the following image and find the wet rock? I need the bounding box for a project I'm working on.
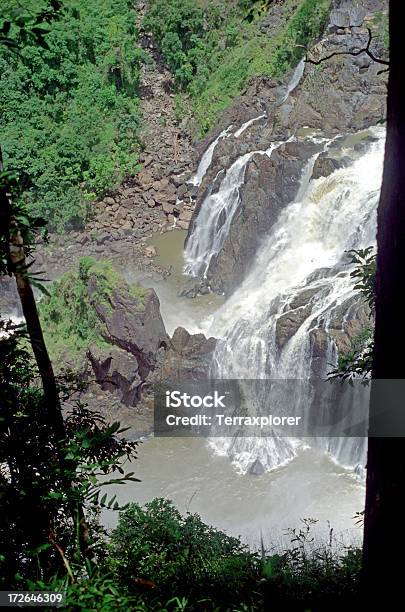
[311,155,343,179]
[276,306,312,349]
[201,139,319,295]
[248,459,265,476]
[178,279,210,298]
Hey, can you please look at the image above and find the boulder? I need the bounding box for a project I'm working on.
[159,327,217,381]
[311,155,342,179]
[162,202,174,214]
[248,459,265,476]
[178,278,211,298]
[89,281,168,381]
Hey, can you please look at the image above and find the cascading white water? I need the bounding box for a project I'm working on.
[233,113,267,138]
[184,140,288,278]
[187,57,305,188]
[280,58,305,103]
[204,128,385,475]
[188,125,234,187]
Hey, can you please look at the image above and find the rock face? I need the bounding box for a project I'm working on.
[271,277,372,378]
[204,139,319,295]
[86,281,215,407]
[158,327,217,381]
[86,282,168,406]
[91,285,168,380]
[88,346,143,406]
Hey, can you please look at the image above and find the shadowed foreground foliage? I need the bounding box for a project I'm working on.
[27,499,362,611]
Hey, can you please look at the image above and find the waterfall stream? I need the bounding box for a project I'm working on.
[233,113,267,138]
[184,140,289,277]
[188,125,234,187]
[192,127,385,475]
[280,58,306,103]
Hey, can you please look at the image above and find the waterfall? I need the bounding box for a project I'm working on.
[280,58,305,103]
[188,56,305,190]
[184,140,288,278]
[205,128,385,475]
[188,125,233,187]
[234,113,267,138]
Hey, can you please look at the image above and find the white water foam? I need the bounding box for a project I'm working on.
[204,128,385,474]
[184,139,291,278]
[233,113,267,138]
[188,125,233,187]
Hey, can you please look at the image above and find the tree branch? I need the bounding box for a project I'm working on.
[305,28,389,68]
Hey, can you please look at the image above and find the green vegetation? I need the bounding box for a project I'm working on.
[0,0,145,230]
[38,257,146,360]
[372,9,389,50]
[0,320,139,591]
[31,500,361,611]
[21,499,362,610]
[108,498,257,609]
[144,0,331,134]
[328,248,376,381]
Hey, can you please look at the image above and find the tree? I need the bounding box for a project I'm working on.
[0,9,138,586]
[362,0,405,602]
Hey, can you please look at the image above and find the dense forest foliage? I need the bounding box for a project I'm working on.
[144,0,331,133]
[0,0,145,230]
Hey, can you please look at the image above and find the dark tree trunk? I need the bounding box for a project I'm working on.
[363,0,405,598]
[0,149,65,439]
[0,147,89,566]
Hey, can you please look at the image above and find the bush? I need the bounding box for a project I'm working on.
[145,0,331,134]
[107,499,259,609]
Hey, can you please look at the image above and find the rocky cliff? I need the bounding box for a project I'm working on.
[185,0,387,296]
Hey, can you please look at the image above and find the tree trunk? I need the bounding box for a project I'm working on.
[363,0,405,598]
[0,147,89,565]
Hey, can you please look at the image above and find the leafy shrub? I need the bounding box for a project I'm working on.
[30,572,189,611]
[108,498,259,609]
[0,0,145,230]
[328,247,376,381]
[260,520,362,610]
